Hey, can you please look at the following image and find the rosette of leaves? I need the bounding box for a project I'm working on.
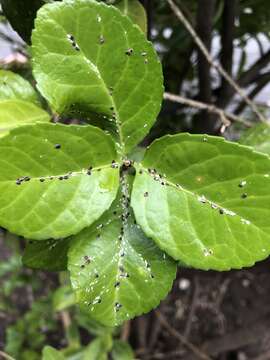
[1,0,270,327]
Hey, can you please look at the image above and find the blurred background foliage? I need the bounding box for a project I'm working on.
[0,0,270,359]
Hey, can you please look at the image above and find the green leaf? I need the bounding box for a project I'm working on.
[131,133,270,271]
[53,284,76,311]
[0,100,50,138]
[111,340,134,360]
[0,70,40,105]
[83,335,112,360]
[0,123,119,240]
[0,0,45,43]
[42,346,66,360]
[32,0,163,153]
[240,123,270,155]
[23,238,70,271]
[114,0,147,34]
[68,190,176,327]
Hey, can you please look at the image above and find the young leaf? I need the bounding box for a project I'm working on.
[240,123,270,155]
[32,0,163,153]
[23,238,71,271]
[0,99,50,137]
[68,190,176,327]
[0,123,119,240]
[115,0,147,34]
[131,134,270,271]
[0,70,40,105]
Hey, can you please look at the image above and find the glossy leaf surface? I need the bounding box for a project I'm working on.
[0,100,50,138]
[240,123,270,155]
[32,0,163,153]
[0,70,40,105]
[0,123,119,240]
[131,134,270,270]
[68,190,176,327]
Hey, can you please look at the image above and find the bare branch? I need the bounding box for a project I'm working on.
[164,92,253,128]
[166,0,266,123]
[155,310,213,360]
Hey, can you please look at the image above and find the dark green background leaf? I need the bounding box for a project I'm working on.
[23,238,70,271]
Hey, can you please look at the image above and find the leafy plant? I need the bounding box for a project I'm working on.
[1,0,270,329]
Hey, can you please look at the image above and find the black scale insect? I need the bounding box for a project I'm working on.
[67,34,80,51]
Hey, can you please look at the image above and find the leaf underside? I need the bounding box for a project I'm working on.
[0,123,119,240]
[32,0,163,153]
[131,133,270,271]
[68,190,176,327]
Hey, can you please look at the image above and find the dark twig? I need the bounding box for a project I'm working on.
[184,277,200,339]
[166,0,266,123]
[164,92,253,128]
[155,310,213,360]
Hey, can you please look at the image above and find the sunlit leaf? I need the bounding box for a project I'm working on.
[68,190,176,327]
[0,123,119,240]
[131,133,270,271]
[0,70,40,105]
[32,0,163,153]
[0,100,50,138]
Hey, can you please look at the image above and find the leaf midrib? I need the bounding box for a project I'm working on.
[139,164,270,239]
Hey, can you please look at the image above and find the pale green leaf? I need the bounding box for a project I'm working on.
[111,340,134,360]
[32,0,163,153]
[68,191,176,327]
[0,123,119,240]
[0,70,40,105]
[23,238,71,271]
[0,99,50,138]
[131,134,270,271]
[115,0,147,34]
[240,123,270,155]
[42,346,66,360]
